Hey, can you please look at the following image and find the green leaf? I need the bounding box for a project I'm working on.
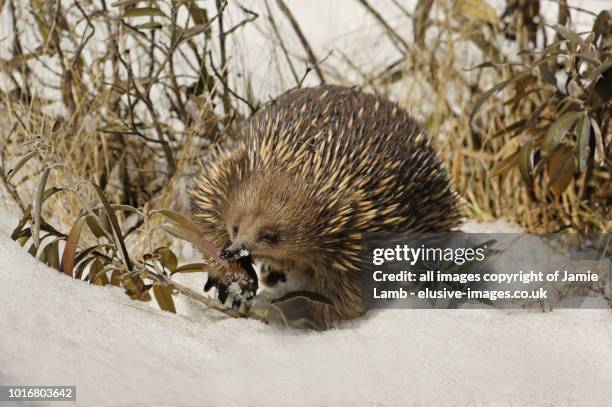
[172,262,207,275]
[186,2,208,25]
[7,151,38,181]
[490,150,519,177]
[38,239,51,264]
[17,235,30,247]
[89,260,109,286]
[518,139,535,199]
[512,73,537,97]
[74,244,110,266]
[96,124,135,133]
[459,0,499,25]
[109,204,142,214]
[519,99,551,136]
[592,10,610,43]
[470,71,530,128]
[542,111,582,155]
[110,270,122,286]
[547,145,575,195]
[469,32,504,64]
[30,0,51,46]
[161,223,222,262]
[11,210,32,241]
[538,62,557,86]
[134,22,163,30]
[464,62,495,71]
[90,203,142,216]
[75,257,96,280]
[45,240,61,270]
[151,209,200,234]
[92,184,132,271]
[42,187,64,202]
[549,24,583,44]
[60,216,87,277]
[153,284,176,313]
[491,119,527,138]
[153,209,225,261]
[576,49,601,67]
[85,215,108,239]
[154,247,177,272]
[32,167,51,249]
[575,114,591,172]
[587,60,612,82]
[590,118,604,165]
[111,0,142,7]
[413,0,434,46]
[181,23,212,39]
[122,7,166,18]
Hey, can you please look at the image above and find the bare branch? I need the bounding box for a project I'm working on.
[275,0,326,84]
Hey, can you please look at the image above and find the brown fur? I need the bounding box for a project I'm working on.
[190,85,462,327]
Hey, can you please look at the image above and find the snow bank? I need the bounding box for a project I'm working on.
[1,218,611,406]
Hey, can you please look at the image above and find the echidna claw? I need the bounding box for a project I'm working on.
[203,255,258,310]
[217,284,229,304]
[203,277,216,292]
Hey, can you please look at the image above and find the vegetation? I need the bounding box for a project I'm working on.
[472,6,611,231]
[0,0,609,316]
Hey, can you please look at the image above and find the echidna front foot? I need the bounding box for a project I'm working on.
[203,258,258,310]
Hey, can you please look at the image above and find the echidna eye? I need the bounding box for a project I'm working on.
[232,224,239,236]
[259,230,279,244]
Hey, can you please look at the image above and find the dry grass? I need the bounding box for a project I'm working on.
[329,0,610,234]
[1,0,609,255]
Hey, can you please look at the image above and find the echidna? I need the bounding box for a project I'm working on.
[190,85,461,327]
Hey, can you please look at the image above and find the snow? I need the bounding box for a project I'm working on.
[1,1,611,405]
[1,208,611,406]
